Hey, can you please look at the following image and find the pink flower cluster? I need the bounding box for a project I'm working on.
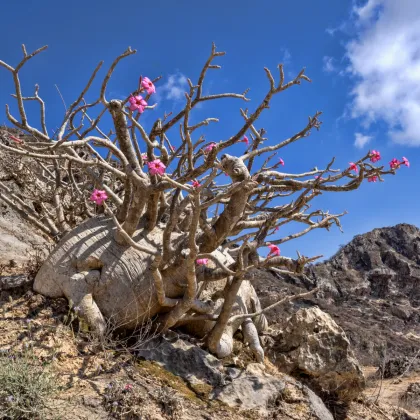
[141,77,156,95]
[147,159,166,176]
[348,162,358,173]
[128,77,156,115]
[369,150,381,163]
[349,150,409,184]
[204,143,217,154]
[191,180,201,188]
[267,243,280,257]
[90,189,108,205]
[196,258,209,265]
[128,95,147,114]
[389,157,410,170]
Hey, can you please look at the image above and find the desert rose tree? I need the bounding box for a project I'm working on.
[0,44,408,361]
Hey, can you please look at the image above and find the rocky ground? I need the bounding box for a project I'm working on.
[0,287,414,420]
[1,196,420,418]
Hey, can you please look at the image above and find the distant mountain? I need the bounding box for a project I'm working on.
[254,223,420,365]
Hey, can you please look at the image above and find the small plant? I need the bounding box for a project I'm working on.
[155,386,184,420]
[103,380,148,419]
[0,348,57,419]
[103,380,184,420]
[24,243,50,280]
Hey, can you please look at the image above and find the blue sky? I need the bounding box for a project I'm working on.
[1,0,419,260]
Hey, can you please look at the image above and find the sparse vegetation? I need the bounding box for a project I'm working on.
[0,348,58,419]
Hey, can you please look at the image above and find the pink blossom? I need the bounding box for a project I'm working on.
[369,150,381,163]
[204,143,217,154]
[274,226,279,232]
[9,134,24,144]
[124,384,133,391]
[191,180,201,188]
[141,153,148,162]
[141,77,156,95]
[170,145,175,152]
[368,176,378,183]
[241,135,249,146]
[389,158,401,170]
[402,156,410,168]
[90,189,108,205]
[279,158,285,166]
[314,175,325,180]
[349,162,358,173]
[267,243,280,257]
[147,159,166,176]
[196,258,209,265]
[128,95,147,113]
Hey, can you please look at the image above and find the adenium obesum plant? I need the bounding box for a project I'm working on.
[0,43,408,362]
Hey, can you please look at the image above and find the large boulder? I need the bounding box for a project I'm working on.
[266,307,365,405]
[0,203,49,271]
[137,334,334,419]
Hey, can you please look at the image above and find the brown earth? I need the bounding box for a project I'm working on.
[0,284,411,420]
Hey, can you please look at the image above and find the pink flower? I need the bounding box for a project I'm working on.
[204,143,216,154]
[279,158,285,166]
[128,95,147,113]
[141,153,148,162]
[90,189,108,205]
[369,150,381,163]
[241,135,249,146]
[368,176,378,183]
[389,158,401,170]
[349,162,358,173]
[9,135,24,144]
[402,156,410,168]
[267,243,280,257]
[147,159,166,176]
[274,226,279,231]
[191,180,201,188]
[196,258,209,265]
[124,384,133,391]
[314,175,325,180]
[170,145,175,152]
[141,77,156,95]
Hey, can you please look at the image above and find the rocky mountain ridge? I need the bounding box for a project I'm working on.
[255,223,420,365]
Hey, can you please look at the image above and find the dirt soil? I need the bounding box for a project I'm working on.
[0,285,416,420]
[363,366,420,419]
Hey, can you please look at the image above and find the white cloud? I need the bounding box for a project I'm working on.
[354,132,373,148]
[326,22,347,37]
[280,48,292,64]
[322,56,336,73]
[345,0,420,146]
[161,73,188,101]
